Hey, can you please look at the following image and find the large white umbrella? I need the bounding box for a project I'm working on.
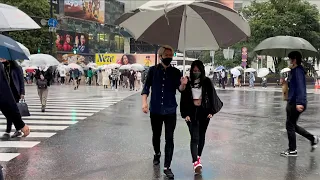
[0,3,40,31]
[244,68,256,73]
[115,0,250,73]
[257,68,270,78]
[17,42,30,57]
[108,63,121,69]
[173,56,197,61]
[281,67,291,73]
[29,54,59,66]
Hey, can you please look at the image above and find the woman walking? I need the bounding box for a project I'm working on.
[180,60,222,175]
[35,66,52,112]
[102,69,109,89]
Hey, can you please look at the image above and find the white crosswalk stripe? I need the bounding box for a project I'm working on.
[0,85,136,162]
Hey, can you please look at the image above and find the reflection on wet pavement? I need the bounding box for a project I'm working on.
[3,89,320,180]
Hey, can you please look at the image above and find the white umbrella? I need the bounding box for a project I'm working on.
[230,68,241,77]
[0,3,40,31]
[17,42,30,57]
[244,68,256,73]
[281,67,291,73]
[108,63,121,69]
[119,64,132,70]
[131,63,145,71]
[257,68,270,78]
[234,66,244,71]
[67,63,84,73]
[173,56,197,61]
[29,54,59,66]
[20,60,30,67]
[115,0,250,73]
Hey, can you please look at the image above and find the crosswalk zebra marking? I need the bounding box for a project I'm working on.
[0,86,137,162]
[0,153,20,161]
[0,141,40,148]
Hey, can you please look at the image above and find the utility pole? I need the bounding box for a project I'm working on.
[49,0,53,55]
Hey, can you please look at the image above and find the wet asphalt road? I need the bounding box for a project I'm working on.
[3,88,320,180]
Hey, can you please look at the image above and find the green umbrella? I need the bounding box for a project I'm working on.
[253,36,318,57]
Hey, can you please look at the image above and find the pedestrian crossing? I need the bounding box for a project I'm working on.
[0,85,137,162]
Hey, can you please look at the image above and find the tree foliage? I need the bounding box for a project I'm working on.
[0,0,55,55]
[239,0,320,74]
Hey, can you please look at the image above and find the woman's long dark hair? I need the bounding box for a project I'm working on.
[190,60,206,87]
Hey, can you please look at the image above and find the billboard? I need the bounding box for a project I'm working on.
[56,30,90,53]
[64,0,105,23]
[218,0,234,9]
[57,53,94,65]
[95,53,155,67]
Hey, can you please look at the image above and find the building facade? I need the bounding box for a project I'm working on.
[49,0,126,64]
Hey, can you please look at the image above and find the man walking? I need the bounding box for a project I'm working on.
[281,51,319,157]
[141,45,187,179]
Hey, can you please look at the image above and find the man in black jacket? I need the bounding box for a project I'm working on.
[0,59,25,139]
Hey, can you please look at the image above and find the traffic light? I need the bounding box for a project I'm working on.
[73,47,77,54]
[37,47,40,53]
[174,52,177,57]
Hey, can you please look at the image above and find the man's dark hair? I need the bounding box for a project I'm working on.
[288,51,302,65]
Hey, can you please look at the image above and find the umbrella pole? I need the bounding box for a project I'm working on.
[183,5,187,76]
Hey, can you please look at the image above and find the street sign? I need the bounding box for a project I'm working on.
[48,18,58,27]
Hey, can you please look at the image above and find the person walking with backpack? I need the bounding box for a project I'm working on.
[71,68,81,90]
[35,65,51,112]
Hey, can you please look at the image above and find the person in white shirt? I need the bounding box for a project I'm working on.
[59,68,66,85]
[136,71,142,90]
[220,69,226,89]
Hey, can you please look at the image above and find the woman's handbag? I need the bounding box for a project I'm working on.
[202,83,223,114]
[17,99,30,117]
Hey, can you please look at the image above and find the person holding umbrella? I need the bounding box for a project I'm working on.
[0,58,25,139]
[281,51,319,157]
[141,45,188,179]
[35,65,52,112]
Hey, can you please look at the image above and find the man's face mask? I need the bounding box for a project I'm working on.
[161,57,172,66]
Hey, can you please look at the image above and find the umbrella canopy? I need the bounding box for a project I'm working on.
[234,66,243,71]
[29,54,59,66]
[108,63,121,69]
[257,68,270,78]
[280,67,291,73]
[0,34,29,60]
[215,66,225,72]
[115,0,250,51]
[119,64,132,70]
[115,0,250,73]
[253,36,318,57]
[244,68,256,73]
[0,3,40,31]
[25,66,38,70]
[173,56,197,61]
[17,42,30,57]
[230,68,241,77]
[67,63,84,73]
[131,63,145,71]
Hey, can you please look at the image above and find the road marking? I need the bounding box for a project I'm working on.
[0,141,40,148]
[0,153,20,161]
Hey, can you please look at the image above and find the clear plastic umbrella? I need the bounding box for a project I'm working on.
[230,68,241,77]
[280,67,291,73]
[131,63,145,71]
[17,42,30,57]
[244,68,256,73]
[119,64,132,70]
[257,68,270,77]
[0,3,40,31]
[29,54,59,66]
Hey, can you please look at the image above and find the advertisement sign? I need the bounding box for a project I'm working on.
[56,30,90,53]
[241,47,247,68]
[219,0,234,9]
[64,0,105,23]
[95,53,155,67]
[57,53,94,65]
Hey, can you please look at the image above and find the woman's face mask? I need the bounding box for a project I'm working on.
[193,72,201,79]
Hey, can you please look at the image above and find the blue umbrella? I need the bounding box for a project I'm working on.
[215,66,225,71]
[0,34,29,60]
